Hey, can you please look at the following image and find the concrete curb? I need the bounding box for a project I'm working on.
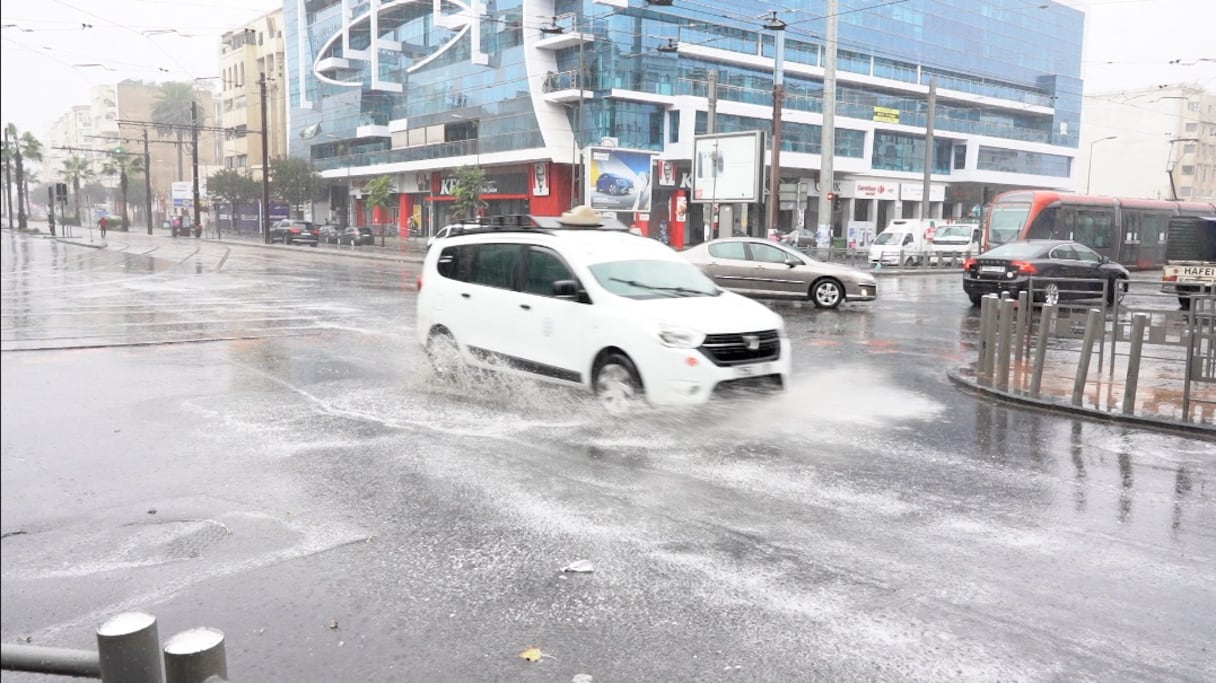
[197,235,426,264]
[946,369,1214,439]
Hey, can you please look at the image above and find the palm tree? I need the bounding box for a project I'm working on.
[10,129,43,229]
[1,128,14,226]
[102,150,144,231]
[60,156,94,226]
[151,82,202,182]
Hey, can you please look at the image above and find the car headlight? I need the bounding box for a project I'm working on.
[658,326,705,349]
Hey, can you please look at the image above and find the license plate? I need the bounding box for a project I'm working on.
[734,363,770,377]
[980,265,1006,274]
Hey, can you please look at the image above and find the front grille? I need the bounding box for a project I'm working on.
[699,329,781,367]
[712,375,784,398]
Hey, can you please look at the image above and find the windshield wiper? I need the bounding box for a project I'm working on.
[609,277,715,297]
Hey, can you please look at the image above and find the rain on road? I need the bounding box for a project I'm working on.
[2,232,1213,682]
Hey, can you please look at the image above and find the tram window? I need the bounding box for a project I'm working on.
[1075,210,1114,249]
[1027,207,1060,239]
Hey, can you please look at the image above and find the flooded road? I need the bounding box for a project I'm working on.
[2,232,1213,682]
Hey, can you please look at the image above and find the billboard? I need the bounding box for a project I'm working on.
[585,147,655,212]
[691,131,764,203]
[171,180,208,208]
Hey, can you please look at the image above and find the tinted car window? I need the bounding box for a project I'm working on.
[524,248,573,296]
[1074,245,1102,263]
[437,245,474,281]
[1049,245,1078,260]
[984,242,1049,260]
[470,244,522,289]
[750,243,794,264]
[708,242,747,259]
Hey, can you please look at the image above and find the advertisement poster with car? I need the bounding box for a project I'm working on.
[586,147,654,212]
[691,131,764,203]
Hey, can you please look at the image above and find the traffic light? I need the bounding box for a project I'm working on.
[55,183,68,203]
[826,191,840,212]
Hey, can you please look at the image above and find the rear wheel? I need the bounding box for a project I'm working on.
[285,234,293,245]
[593,353,643,416]
[810,279,844,309]
[426,330,462,382]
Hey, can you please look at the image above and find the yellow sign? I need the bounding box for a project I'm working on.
[873,106,900,124]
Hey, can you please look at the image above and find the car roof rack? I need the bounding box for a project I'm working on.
[444,207,634,237]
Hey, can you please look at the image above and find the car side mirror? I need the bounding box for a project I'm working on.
[553,280,580,299]
[784,257,799,268]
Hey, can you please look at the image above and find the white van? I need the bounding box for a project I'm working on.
[927,223,981,264]
[417,213,791,413]
[868,219,937,266]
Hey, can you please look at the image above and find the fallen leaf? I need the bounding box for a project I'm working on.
[519,647,543,662]
[561,559,594,573]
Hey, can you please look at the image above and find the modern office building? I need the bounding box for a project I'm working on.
[219,9,289,178]
[285,0,1085,242]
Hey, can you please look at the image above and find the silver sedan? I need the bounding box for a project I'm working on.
[682,238,877,309]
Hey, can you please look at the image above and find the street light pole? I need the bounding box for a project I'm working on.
[143,128,153,235]
[191,100,201,238]
[1165,137,1200,200]
[764,13,786,235]
[259,72,272,244]
[1085,135,1117,195]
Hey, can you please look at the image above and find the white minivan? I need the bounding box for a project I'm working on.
[868,219,937,266]
[416,217,791,413]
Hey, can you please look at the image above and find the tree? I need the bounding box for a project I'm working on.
[1,130,14,226]
[269,157,323,218]
[208,169,259,231]
[451,165,488,221]
[102,149,144,231]
[151,82,203,182]
[5,124,42,229]
[365,174,395,246]
[60,156,94,225]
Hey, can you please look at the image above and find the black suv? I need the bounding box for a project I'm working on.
[270,220,319,246]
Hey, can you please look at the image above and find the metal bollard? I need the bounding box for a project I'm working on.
[1014,290,1030,363]
[97,612,163,683]
[1122,313,1149,415]
[996,297,1015,389]
[164,627,227,683]
[1072,308,1104,407]
[1030,304,1057,397]
[978,294,997,383]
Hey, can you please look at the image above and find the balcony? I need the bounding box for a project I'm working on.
[316,56,352,75]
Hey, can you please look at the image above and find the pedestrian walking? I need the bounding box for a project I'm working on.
[98,215,108,238]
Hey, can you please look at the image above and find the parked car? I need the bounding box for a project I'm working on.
[594,172,634,196]
[318,224,342,244]
[339,226,375,246]
[962,239,1129,307]
[780,228,818,250]
[417,218,790,413]
[682,237,877,309]
[427,222,480,250]
[270,219,319,246]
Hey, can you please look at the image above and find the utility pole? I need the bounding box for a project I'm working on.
[191,100,201,238]
[765,13,786,234]
[707,70,717,134]
[143,128,153,235]
[259,72,272,244]
[921,77,937,220]
[817,0,838,241]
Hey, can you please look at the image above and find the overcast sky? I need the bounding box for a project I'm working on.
[1,0,1213,148]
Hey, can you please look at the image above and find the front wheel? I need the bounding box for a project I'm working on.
[968,293,983,307]
[810,279,844,309]
[1106,277,1127,305]
[594,353,643,416]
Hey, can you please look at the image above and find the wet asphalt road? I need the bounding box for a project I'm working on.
[1,231,1213,682]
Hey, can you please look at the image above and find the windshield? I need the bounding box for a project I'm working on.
[873,232,902,245]
[589,260,721,299]
[988,203,1030,245]
[935,226,972,240]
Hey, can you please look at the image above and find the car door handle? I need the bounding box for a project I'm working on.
[520,303,531,310]
[461,292,471,299]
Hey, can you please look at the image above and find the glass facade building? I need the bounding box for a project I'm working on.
[284,0,1085,239]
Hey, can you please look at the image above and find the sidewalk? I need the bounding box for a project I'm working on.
[949,357,1215,437]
